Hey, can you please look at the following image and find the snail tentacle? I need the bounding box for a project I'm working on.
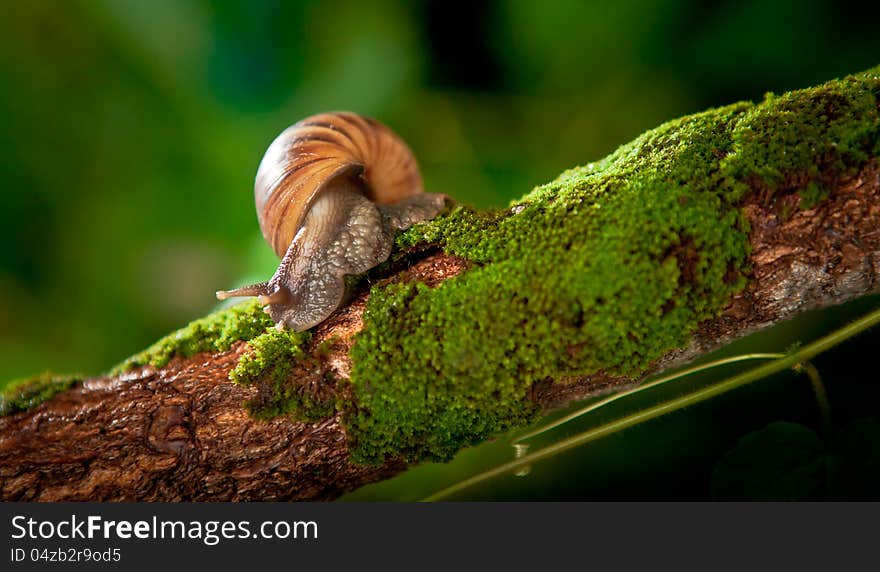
[215,281,270,301]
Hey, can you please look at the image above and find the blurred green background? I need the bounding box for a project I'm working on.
[1,0,878,499]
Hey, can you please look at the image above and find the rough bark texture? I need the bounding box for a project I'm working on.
[3,114,879,500]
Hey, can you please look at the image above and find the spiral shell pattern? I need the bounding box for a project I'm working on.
[254,111,424,257]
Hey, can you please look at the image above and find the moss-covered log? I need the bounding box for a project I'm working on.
[2,66,879,500]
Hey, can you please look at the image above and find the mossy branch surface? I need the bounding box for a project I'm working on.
[2,66,879,500]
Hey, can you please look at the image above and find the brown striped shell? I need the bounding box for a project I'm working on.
[255,111,424,257]
[217,111,447,331]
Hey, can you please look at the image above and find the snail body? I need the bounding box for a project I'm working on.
[216,112,447,331]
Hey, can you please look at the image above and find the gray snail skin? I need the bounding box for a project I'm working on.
[216,112,447,331]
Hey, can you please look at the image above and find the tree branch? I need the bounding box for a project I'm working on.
[2,68,879,500]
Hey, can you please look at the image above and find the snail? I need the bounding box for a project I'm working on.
[216,111,447,331]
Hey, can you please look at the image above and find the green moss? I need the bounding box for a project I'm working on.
[1,372,81,416]
[228,329,332,422]
[350,66,880,463]
[722,82,878,193]
[353,184,748,463]
[113,299,273,373]
[798,181,831,210]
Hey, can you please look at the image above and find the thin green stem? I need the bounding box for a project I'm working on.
[797,362,832,443]
[512,353,785,444]
[422,305,880,501]
[796,361,834,495]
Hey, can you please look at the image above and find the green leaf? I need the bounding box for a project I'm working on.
[833,417,880,500]
[711,421,826,500]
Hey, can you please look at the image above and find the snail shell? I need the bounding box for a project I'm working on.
[256,112,425,258]
[217,112,447,331]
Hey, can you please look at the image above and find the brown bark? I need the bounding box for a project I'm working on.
[1,160,878,502]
